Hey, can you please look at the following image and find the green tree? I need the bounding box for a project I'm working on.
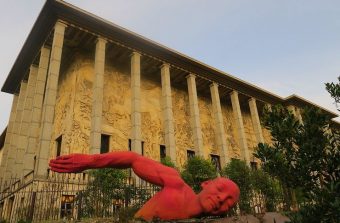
[79,168,127,217]
[251,169,282,212]
[254,96,340,222]
[222,159,253,213]
[181,156,217,193]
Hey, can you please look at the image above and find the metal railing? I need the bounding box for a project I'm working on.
[0,171,290,222]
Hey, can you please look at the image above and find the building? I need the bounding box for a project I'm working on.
[0,0,338,221]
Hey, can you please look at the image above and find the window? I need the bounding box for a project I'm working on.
[187,150,195,159]
[60,195,74,219]
[56,135,62,157]
[160,145,166,159]
[210,154,221,172]
[250,161,258,171]
[100,134,110,154]
[128,139,144,155]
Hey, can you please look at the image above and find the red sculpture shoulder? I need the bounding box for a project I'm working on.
[49,152,240,221]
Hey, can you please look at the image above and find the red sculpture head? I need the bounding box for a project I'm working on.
[197,177,240,215]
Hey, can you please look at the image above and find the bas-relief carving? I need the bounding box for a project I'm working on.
[52,53,264,167]
[140,77,163,161]
[53,56,94,156]
[172,88,194,167]
[197,96,216,155]
[242,110,257,158]
[102,67,131,152]
[221,105,240,159]
[52,60,76,156]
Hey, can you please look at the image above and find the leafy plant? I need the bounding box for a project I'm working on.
[254,88,340,222]
[78,168,128,218]
[180,156,217,193]
[222,159,253,213]
[325,76,340,109]
[251,169,282,211]
[160,156,176,168]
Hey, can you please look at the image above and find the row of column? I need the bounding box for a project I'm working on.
[0,20,269,182]
[0,21,65,180]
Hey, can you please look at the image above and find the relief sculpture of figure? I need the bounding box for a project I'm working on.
[49,151,240,221]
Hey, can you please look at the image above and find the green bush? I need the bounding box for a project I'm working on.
[251,169,282,211]
[78,168,128,217]
[180,156,217,193]
[160,156,176,168]
[222,159,252,214]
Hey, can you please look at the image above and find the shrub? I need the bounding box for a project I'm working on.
[181,156,217,193]
[222,159,252,214]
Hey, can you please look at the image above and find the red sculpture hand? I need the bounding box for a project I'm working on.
[49,154,96,173]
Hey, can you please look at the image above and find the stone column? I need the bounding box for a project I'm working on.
[130,52,142,155]
[36,21,66,177]
[230,91,250,164]
[23,46,51,176]
[14,65,38,177]
[160,63,176,164]
[0,95,18,181]
[89,37,107,155]
[5,82,27,180]
[248,97,264,144]
[210,82,228,166]
[186,74,204,157]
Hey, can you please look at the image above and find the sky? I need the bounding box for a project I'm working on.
[0,0,340,132]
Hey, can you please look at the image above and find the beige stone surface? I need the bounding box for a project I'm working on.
[48,51,274,170]
[15,65,38,177]
[5,81,27,179]
[230,91,250,163]
[0,95,18,180]
[198,92,216,157]
[36,21,66,177]
[130,52,142,155]
[221,102,240,160]
[140,71,163,161]
[210,83,228,165]
[172,87,194,167]
[242,107,257,161]
[90,37,107,154]
[54,55,93,156]
[160,64,176,164]
[186,74,204,157]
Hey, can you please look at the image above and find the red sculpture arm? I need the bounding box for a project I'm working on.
[49,151,182,187]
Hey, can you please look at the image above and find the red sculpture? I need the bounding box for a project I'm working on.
[49,152,240,221]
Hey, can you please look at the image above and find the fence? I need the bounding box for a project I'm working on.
[0,171,289,223]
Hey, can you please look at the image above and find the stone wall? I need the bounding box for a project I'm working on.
[52,52,271,167]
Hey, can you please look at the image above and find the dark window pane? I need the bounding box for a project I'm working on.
[210,154,221,172]
[250,161,258,170]
[56,135,62,157]
[187,150,195,159]
[160,145,166,159]
[100,134,110,154]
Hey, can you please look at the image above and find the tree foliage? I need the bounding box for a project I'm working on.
[160,156,176,168]
[222,159,253,213]
[254,89,340,222]
[325,76,340,110]
[180,156,217,193]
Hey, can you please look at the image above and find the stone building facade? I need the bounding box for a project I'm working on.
[0,0,338,221]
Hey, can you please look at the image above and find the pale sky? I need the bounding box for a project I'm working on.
[0,0,340,132]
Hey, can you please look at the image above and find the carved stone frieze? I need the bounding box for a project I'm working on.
[172,88,193,167]
[197,97,216,155]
